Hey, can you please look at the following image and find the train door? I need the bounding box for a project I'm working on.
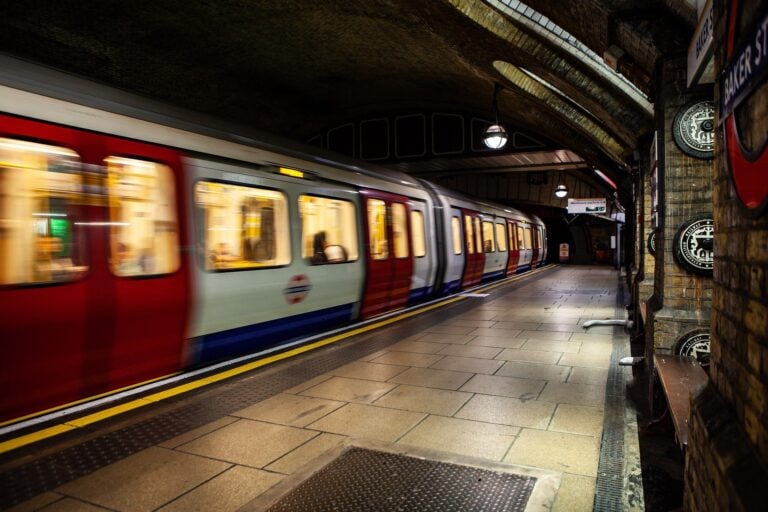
[99,137,190,390]
[531,225,541,268]
[408,200,434,303]
[360,190,414,318]
[518,223,533,271]
[460,209,484,288]
[494,220,509,277]
[507,221,520,275]
[441,207,465,294]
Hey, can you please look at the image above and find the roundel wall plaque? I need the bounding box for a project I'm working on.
[673,214,714,276]
[647,230,656,256]
[675,329,710,365]
[672,101,715,159]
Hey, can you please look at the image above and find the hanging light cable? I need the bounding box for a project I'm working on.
[483,83,508,149]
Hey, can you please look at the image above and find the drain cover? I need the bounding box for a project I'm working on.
[265,447,536,511]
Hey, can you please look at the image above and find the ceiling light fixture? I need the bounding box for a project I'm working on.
[555,184,568,198]
[483,83,508,149]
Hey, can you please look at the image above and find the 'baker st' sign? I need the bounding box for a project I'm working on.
[721,0,768,217]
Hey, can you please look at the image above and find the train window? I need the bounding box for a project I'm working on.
[524,226,533,250]
[508,223,517,251]
[482,221,495,252]
[536,227,543,249]
[496,223,507,251]
[464,216,474,254]
[367,198,388,260]
[474,217,482,255]
[410,210,426,258]
[194,180,289,270]
[0,138,88,285]
[392,202,409,258]
[451,216,462,255]
[517,226,525,250]
[299,195,358,264]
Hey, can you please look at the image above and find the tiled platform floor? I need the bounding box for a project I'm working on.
[8,266,629,512]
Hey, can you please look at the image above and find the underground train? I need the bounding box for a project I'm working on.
[0,57,546,422]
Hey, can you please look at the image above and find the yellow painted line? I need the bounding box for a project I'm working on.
[0,424,77,455]
[1,265,556,453]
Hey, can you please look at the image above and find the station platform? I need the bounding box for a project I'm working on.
[0,265,639,512]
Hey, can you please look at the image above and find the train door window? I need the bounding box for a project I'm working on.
[508,223,517,251]
[517,226,525,250]
[367,198,388,260]
[410,210,426,258]
[463,216,474,254]
[392,202,409,258]
[451,216,462,255]
[482,221,495,252]
[194,180,289,270]
[474,218,482,254]
[496,223,507,251]
[107,157,180,276]
[299,195,358,264]
[0,138,88,285]
[536,227,543,249]
[524,226,533,249]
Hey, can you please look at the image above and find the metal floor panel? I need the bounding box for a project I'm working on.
[265,447,537,512]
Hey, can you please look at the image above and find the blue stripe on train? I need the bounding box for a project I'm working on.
[481,269,506,283]
[441,279,461,295]
[408,286,433,304]
[516,263,532,273]
[195,303,355,364]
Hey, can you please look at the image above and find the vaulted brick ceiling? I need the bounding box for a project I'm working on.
[0,0,696,203]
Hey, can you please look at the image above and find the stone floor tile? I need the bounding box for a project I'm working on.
[233,393,345,427]
[431,355,505,375]
[459,374,545,400]
[424,324,476,335]
[504,429,600,477]
[558,353,611,369]
[521,339,582,353]
[397,415,519,460]
[370,351,444,368]
[549,404,604,437]
[7,492,62,512]
[414,333,475,344]
[389,367,474,390]
[536,323,588,333]
[468,327,523,338]
[538,381,605,408]
[178,419,317,468]
[577,343,614,357]
[496,361,571,381]
[387,340,448,354]
[436,344,503,359]
[265,433,346,474]
[373,384,472,416]
[158,466,283,512]
[299,376,397,403]
[455,394,555,429]
[491,321,542,331]
[552,474,597,512]
[330,361,409,381]
[567,367,609,385]
[453,310,498,320]
[495,348,562,364]
[283,374,333,394]
[307,403,425,442]
[29,498,109,512]
[517,330,573,341]
[466,336,526,349]
[444,319,497,328]
[569,332,621,343]
[55,447,230,512]
[159,417,239,448]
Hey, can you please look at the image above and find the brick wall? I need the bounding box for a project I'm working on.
[685,0,768,509]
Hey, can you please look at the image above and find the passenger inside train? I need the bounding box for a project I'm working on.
[312,231,347,264]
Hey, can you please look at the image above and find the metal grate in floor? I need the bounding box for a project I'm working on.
[265,447,537,512]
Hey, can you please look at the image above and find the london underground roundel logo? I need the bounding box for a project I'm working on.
[673,215,714,276]
[675,330,710,365]
[283,274,312,304]
[722,0,768,216]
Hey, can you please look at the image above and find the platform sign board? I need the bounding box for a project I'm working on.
[559,243,569,263]
[567,198,607,214]
[687,0,714,87]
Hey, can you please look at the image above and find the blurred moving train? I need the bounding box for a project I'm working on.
[0,57,546,422]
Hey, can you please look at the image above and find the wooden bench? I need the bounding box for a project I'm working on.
[652,354,709,449]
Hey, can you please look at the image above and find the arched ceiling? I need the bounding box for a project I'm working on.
[0,0,696,207]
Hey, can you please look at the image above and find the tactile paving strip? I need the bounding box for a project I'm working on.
[265,447,536,512]
[0,270,550,509]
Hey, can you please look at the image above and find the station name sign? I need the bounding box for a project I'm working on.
[687,0,714,87]
[720,2,768,120]
[567,198,606,214]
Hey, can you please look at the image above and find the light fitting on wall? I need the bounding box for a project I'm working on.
[483,83,508,149]
[555,184,568,198]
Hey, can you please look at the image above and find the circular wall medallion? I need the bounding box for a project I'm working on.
[673,214,714,276]
[673,101,715,159]
[675,330,710,365]
[647,230,656,256]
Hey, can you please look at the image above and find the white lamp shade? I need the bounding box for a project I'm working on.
[483,124,508,149]
[555,184,568,198]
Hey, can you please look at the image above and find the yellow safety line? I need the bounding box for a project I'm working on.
[0,264,555,454]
